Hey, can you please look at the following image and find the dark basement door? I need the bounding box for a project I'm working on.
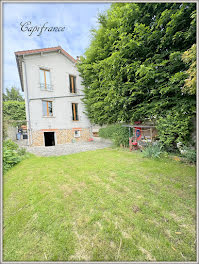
[44,132,55,146]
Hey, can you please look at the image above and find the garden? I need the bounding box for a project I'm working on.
[3,2,197,261]
[3,148,196,261]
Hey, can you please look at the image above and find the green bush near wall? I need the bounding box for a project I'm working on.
[181,146,196,164]
[99,124,129,147]
[156,109,194,151]
[3,140,28,173]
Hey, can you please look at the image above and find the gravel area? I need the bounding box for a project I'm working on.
[24,140,112,157]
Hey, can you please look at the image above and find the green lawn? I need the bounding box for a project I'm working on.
[3,148,196,261]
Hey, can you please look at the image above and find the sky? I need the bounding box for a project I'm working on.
[2,2,111,94]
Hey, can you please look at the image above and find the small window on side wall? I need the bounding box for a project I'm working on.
[69,75,76,93]
[42,101,53,117]
[72,103,79,121]
[74,130,80,138]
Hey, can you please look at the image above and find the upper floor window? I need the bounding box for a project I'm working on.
[42,100,53,117]
[72,103,79,121]
[40,68,52,91]
[69,75,76,93]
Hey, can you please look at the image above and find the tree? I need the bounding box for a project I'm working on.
[3,87,24,102]
[3,101,26,121]
[182,43,196,95]
[3,100,26,139]
[78,3,196,147]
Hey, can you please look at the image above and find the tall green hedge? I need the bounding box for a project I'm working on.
[78,3,196,150]
[99,124,129,147]
[157,109,193,151]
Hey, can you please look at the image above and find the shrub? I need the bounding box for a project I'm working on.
[17,148,26,156]
[156,109,194,152]
[3,119,9,140]
[3,140,27,173]
[181,146,196,164]
[176,142,196,164]
[99,124,129,147]
[3,148,22,172]
[4,139,19,150]
[99,125,118,139]
[142,142,163,159]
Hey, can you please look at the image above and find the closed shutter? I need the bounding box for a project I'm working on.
[69,75,76,93]
[69,75,72,93]
[72,103,78,121]
[75,103,78,120]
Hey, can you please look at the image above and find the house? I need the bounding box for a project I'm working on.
[15,46,92,147]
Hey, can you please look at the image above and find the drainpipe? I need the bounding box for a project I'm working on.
[22,59,32,146]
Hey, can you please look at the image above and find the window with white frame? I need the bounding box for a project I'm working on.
[42,100,53,117]
[40,68,52,91]
[74,130,80,138]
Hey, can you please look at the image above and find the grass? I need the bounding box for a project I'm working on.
[3,148,196,261]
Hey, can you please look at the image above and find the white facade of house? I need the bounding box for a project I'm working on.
[16,47,92,146]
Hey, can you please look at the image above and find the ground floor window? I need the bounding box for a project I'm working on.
[44,132,55,146]
[74,130,80,138]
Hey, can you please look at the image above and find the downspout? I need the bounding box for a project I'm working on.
[22,59,32,146]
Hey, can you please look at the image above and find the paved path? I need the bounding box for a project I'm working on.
[24,141,112,157]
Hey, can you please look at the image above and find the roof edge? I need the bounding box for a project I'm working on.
[15,46,78,92]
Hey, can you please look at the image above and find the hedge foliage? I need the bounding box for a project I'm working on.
[3,140,27,173]
[78,3,196,150]
[181,146,196,164]
[156,108,194,151]
[99,124,129,147]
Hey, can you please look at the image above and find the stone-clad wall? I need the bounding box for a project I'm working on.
[31,128,91,146]
[31,130,44,146]
[56,129,72,144]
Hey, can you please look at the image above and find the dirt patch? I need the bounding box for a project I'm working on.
[59,182,87,197]
[132,205,140,213]
[139,246,156,261]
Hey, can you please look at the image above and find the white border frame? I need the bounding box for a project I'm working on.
[0,1,198,264]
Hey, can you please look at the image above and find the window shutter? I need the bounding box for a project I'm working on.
[69,75,72,93]
[72,103,75,120]
[48,101,53,116]
[73,77,76,93]
[72,103,78,121]
[69,75,76,93]
[75,103,78,120]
